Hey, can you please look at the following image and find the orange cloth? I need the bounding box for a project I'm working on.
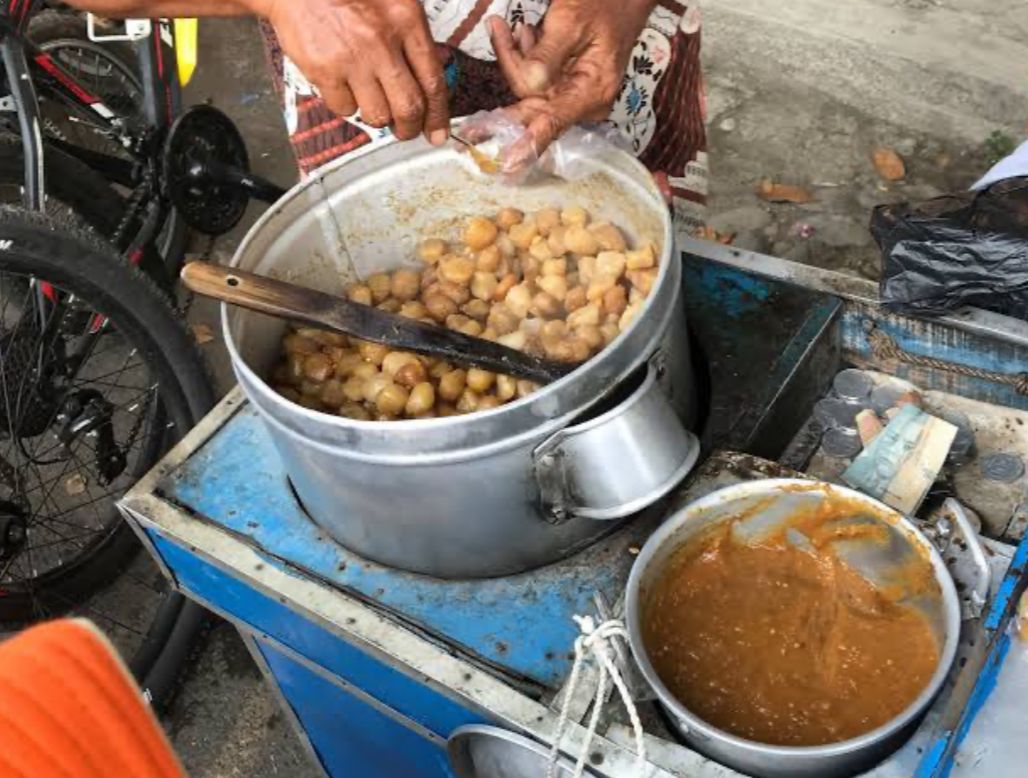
[0,619,186,778]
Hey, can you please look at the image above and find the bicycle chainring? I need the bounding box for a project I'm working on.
[162,104,250,236]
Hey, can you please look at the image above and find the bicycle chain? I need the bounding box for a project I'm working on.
[176,233,217,318]
[111,170,154,252]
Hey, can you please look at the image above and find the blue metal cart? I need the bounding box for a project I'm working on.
[120,242,1028,777]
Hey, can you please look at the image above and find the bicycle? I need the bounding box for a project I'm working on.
[0,2,286,706]
[0,3,286,273]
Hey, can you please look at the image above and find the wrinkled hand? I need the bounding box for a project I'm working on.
[488,0,656,163]
[251,0,449,142]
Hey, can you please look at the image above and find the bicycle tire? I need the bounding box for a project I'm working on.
[0,206,214,706]
[0,132,128,236]
[29,10,137,74]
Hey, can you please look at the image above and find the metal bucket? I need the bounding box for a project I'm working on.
[223,135,698,578]
[626,479,961,777]
[447,725,587,778]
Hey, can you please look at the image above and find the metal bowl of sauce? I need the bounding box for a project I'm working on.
[626,479,960,777]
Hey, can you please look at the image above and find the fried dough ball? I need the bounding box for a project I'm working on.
[270,204,659,420]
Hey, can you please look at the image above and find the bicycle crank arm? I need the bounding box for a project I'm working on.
[187,159,287,204]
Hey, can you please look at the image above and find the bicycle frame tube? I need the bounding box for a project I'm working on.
[134,19,179,130]
[25,34,126,140]
[0,27,43,210]
[1,4,182,203]
[1,13,146,187]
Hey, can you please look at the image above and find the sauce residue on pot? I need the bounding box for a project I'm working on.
[642,493,941,747]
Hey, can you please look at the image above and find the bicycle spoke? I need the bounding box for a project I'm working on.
[35,584,147,638]
[0,553,20,583]
[21,527,92,557]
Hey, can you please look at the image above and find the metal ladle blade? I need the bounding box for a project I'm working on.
[181,261,577,384]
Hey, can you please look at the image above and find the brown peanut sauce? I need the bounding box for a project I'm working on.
[643,491,941,747]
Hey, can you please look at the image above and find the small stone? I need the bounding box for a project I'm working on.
[900,183,944,201]
[65,474,87,496]
[783,243,812,264]
[719,117,737,132]
[628,545,641,556]
[803,215,872,248]
[895,138,917,156]
[858,187,892,210]
[731,230,769,253]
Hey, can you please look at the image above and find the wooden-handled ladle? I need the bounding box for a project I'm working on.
[181,262,578,384]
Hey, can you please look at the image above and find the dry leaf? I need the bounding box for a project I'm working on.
[873,147,906,181]
[693,226,735,245]
[756,179,813,204]
[191,323,215,345]
[65,474,87,496]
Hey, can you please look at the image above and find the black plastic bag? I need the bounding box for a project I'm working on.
[872,177,1028,319]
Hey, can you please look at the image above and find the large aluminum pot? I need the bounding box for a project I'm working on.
[626,479,960,777]
[223,135,699,578]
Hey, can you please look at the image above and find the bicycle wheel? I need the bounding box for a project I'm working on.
[30,11,142,154]
[0,206,213,704]
[28,10,191,272]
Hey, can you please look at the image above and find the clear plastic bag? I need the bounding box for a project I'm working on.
[455,109,629,183]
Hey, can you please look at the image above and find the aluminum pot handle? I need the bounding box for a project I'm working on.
[533,364,700,524]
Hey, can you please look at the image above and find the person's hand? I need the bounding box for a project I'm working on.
[488,0,656,163]
[249,0,450,143]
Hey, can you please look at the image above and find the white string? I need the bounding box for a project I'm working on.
[546,616,647,778]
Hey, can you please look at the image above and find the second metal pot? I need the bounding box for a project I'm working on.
[626,479,961,777]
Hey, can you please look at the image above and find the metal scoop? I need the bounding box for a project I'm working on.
[181,261,576,384]
[450,133,500,174]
